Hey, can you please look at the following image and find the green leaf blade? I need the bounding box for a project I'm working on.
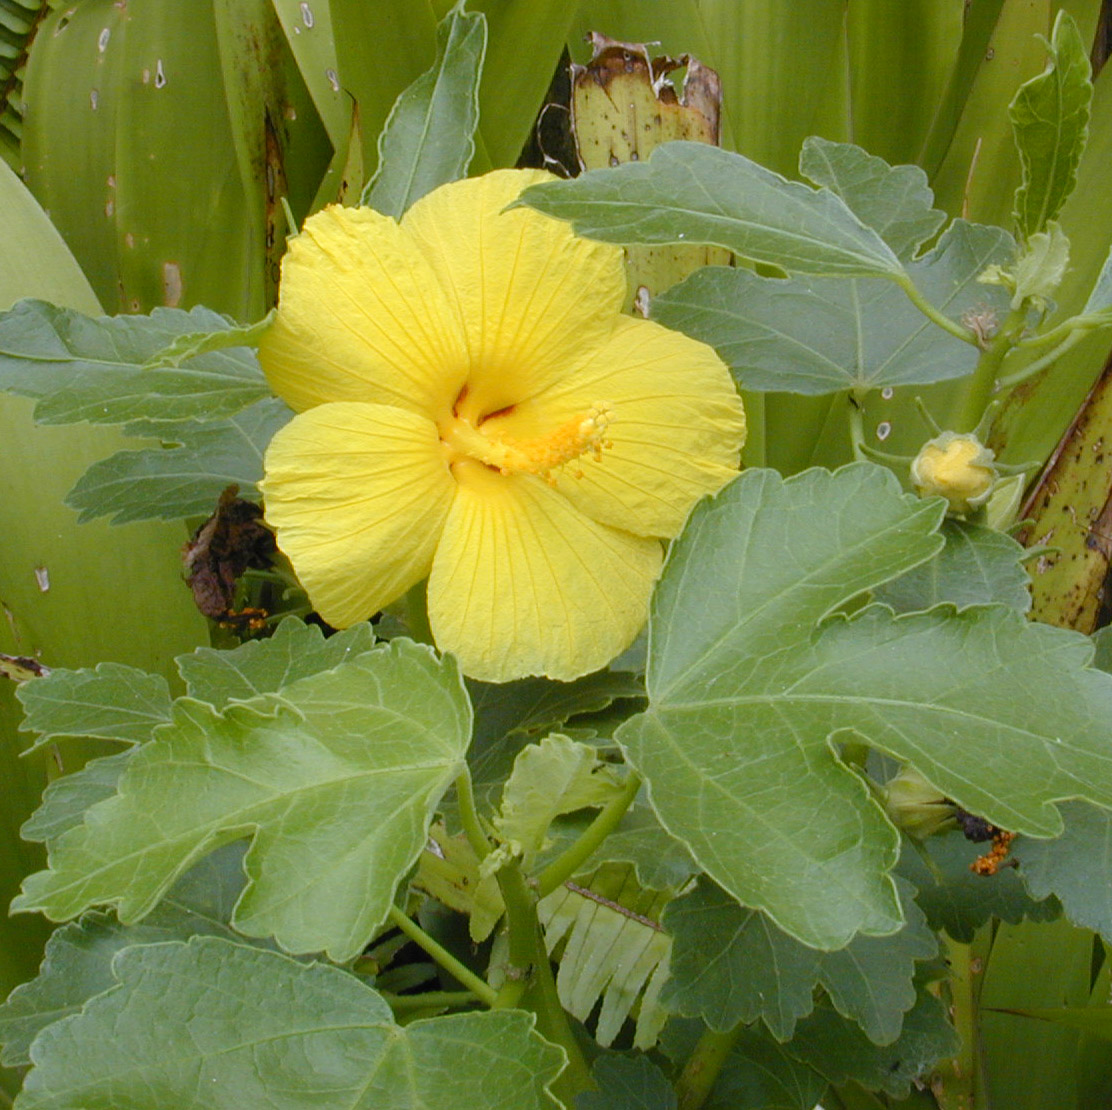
[1011,10,1093,239]
[519,142,906,279]
[14,936,565,1109]
[363,3,486,219]
[14,641,472,961]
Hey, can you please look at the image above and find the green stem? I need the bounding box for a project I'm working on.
[535,772,642,898]
[383,989,479,1013]
[1015,311,1112,351]
[493,861,594,1101]
[386,904,498,1007]
[951,307,1027,432]
[455,769,491,863]
[997,327,1087,388]
[674,1022,746,1110]
[896,274,979,344]
[933,933,989,1110]
[847,392,868,462]
[404,580,434,645]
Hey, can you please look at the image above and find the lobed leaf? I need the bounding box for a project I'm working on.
[652,221,1012,395]
[875,519,1032,614]
[16,663,172,752]
[0,301,270,424]
[0,844,252,1067]
[13,641,471,961]
[65,397,293,524]
[518,141,906,279]
[1016,800,1112,941]
[362,2,486,219]
[662,876,934,1044]
[176,617,375,707]
[1011,10,1092,240]
[798,137,946,261]
[621,464,1112,949]
[14,937,565,1109]
[576,1054,677,1110]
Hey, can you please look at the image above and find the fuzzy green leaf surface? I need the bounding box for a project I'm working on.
[662,876,934,1043]
[362,2,486,219]
[16,664,172,752]
[897,832,1059,943]
[620,463,1112,949]
[786,989,958,1098]
[1017,800,1112,940]
[652,221,1011,394]
[65,397,293,524]
[798,137,946,261]
[576,1054,676,1110]
[13,641,471,961]
[176,618,376,707]
[13,937,564,1109]
[519,142,905,279]
[0,302,270,425]
[21,752,133,848]
[874,518,1032,613]
[1011,10,1093,239]
[0,844,251,1067]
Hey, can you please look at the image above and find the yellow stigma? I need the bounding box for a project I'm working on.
[442,401,614,479]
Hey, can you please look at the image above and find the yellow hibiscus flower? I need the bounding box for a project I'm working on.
[258,169,745,683]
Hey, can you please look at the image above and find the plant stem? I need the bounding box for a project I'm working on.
[386,904,497,1007]
[535,771,642,898]
[951,307,1027,433]
[997,327,1086,388]
[493,861,594,1101]
[383,989,479,1013]
[454,769,491,862]
[932,932,988,1110]
[896,274,979,344]
[674,1021,745,1110]
[404,580,434,645]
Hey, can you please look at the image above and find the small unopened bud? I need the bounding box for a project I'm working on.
[884,767,956,839]
[910,431,996,514]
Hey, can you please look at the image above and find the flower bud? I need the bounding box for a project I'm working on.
[883,767,955,839]
[910,431,996,513]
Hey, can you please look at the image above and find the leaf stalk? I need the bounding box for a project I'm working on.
[674,1021,746,1109]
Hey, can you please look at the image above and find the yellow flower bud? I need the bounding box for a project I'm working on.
[910,431,996,513]
[883,767,955,839]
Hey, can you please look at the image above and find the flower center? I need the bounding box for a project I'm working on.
[440,401,614,480]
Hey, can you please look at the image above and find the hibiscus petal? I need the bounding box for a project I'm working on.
[402,169,628,421]
[427,461,662,682]
[480,316,746,536]
[259,206,468,418]
[261,402,455,627]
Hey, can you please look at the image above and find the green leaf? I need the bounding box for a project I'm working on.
[21,752,132,847]
[1082,241,1112,315]
[897,831,1059,943]
[539,863,672,1049]
[652,220,1012,394]
[1011,10,1093,239]
[587,806,699,891]
[798,137,947,260]
[1010,221,1071,308]
[518,142,906,279]
[662,876,934,1044]
[0,301,270,425]
[14,937,565,1109]
[362,2,486,219]
[176,617,376,707]
[0,843,251,1067]
[786,989,959,1098]
[16,663,171,752]
[496,735,626,865]
[874,519,1032,613]
[13,641,471,961]
[576,1054,677,1110]
[1017,801,1112,941]
[621,463,1112,950]
[65,397,293,524]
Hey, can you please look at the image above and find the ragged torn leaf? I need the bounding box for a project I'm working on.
[182,484,276,625]
[0,653,49,682]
